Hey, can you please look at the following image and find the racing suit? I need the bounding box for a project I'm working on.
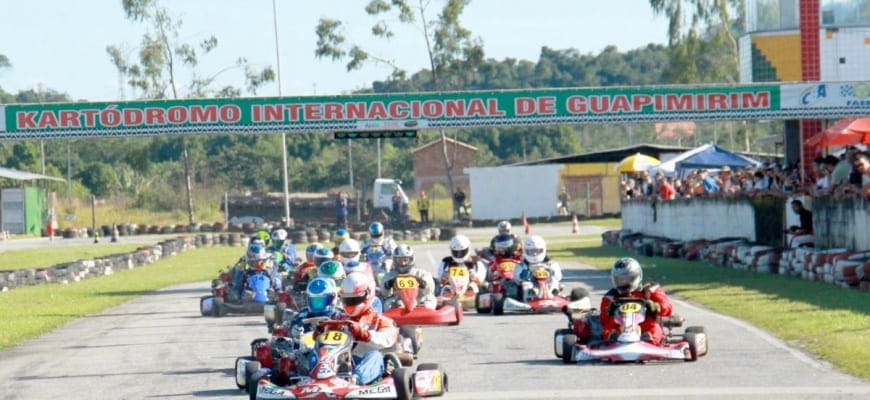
[436,256,489,296]
[290,261,318,291]
[518,257,563,299]
[381,267,437,310]
[599,283,673,345]
[361,244,392,275]
[282,306,344,376]
[324,309,398,385]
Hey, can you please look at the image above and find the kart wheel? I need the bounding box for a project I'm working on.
[492,293,505,316]
[553,329,572,359]
[569,287,590,302]
[474,292,491,314]
[235,356,254,389]
[685,326,706,334]
[415,363,448,396]
[399,325,421,357]
[245,361,262,400]
[685,332,708,360]
[393,367,414,400]
[561,334,577,364]
[447,300,462,326]
[200,296,213,317]
[213,297,225,317]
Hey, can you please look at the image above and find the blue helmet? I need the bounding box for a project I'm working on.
[306,277,337,315]
[306,243,324,261]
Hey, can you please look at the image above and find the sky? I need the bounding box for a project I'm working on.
[0,0,669,103]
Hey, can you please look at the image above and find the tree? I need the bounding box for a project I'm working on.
[315,0,484,218]
[77,163,122,197]
[107,0,274,224]
[0,54,9,70]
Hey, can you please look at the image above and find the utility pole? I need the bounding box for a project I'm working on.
[272,0,291,225]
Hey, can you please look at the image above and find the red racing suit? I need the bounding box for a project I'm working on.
[338,308,399,357]
[599,283,673,345]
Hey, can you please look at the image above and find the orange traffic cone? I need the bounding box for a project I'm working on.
[571,213,579,234]
[522,212,530,235]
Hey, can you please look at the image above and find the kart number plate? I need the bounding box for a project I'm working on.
[396,276,418,289]
[449,267,468,278]
[318,331,349,345]
[619,303,642,314]
[532,269,549,279]
[499,262,516,272]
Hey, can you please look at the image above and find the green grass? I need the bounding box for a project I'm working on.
[579,218,622,228]
[549,240,870,380]
[0,246,240,350]
[0,244,148,271]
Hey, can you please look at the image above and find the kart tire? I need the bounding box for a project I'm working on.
[685,332,701,361]
[399,325,421,357]
[235,356,254,389]
[685,326,706,334]
[492,293,505,316]
[415,363,448,395]
[562,334,577,364]
[245,361,262,400]
[553,328,572,359]
[569,287,590,302]
[393,367,414,400]
[212,297,225,318]
[447,300,462,326]
[474,292,491,314]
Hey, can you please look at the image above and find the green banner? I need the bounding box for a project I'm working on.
[0,82,865,140]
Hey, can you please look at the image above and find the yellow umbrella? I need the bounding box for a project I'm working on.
[615,153,661,173]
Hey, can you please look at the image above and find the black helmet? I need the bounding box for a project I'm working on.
[493,234,516,257]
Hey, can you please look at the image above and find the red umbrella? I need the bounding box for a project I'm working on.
[805,118,870,147]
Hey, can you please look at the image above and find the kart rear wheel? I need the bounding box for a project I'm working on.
[415,363,448,396]
[474,293,491,314]
[561,334,577,364]
[235,356,254,389]
[569,287,590,302]
[553,329,572,359]
[393,367,414,400]
[447,300,462,326]
[245,361,262,400]
[492,293,505,316]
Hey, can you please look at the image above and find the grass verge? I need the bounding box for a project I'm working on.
[0,244,147,271]
[548,241,870,380]
[0,246,240,350]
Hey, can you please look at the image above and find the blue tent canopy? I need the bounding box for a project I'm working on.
[674,145,761,170]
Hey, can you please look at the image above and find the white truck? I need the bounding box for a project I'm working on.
[372,178,409,210]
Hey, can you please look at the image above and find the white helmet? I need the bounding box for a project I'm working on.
[523,235,547,264]
[271,228,288,243]
[449,235,472,263]
[341,271,376,317]
[338,238,361,265]
[497,220,512,235]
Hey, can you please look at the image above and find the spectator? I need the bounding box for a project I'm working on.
[700,169,721,194]
[831,147,856,186]
[391,188,403,228]
[655,172,676,200]
[416,190,430,224]
[788,199,813,235]
[453,188,467,219]
[557,187,570,215]
[336,192,349,229]
[719,166,736,193]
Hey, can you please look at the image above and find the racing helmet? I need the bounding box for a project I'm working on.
[523,235,547,264]
[317,260,346,285]
[611,257,643,295]
[341,271,376,317]
[393,244,415,274]
[339,238,361,265]
[305,243,324,262]
[332,228,350,247]
[250,237,267,248]
[306,277,338,315]
[497,220,512,235]
[368,222,385,245]
[246,243,269,269]
[449,235,472,263]
[313,247,335,267]
[492,234,516,257]
[271,229,288,245]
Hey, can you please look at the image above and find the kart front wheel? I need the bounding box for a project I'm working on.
[562,334,577,364]
[553,329,572,359]
[474,292,491,314]
[415,363,448,396]
[393,367,414,400]
[685,332,708,361]
[492,293,505,316]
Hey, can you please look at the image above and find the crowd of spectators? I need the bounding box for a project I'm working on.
[620,147,870,201]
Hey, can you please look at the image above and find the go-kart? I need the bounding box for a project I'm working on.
[382,274,462,326]
[556,297,708,363]
[246,319,447,400]
[474,261,586,315]
[436,263,486,311]
[200,265,274,317]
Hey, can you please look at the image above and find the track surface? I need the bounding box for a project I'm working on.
[1,226,868,399]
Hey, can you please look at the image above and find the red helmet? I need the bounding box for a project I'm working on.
[340,271,375,317]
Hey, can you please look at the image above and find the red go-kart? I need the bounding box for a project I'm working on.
[383,274,462,327]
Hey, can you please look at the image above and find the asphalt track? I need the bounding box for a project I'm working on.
[0,225,868,399]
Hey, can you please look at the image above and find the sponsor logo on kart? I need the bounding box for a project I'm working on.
[355,385,392,395]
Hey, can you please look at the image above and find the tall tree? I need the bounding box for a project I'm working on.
[107,0,274,223]
[315,0,484,217]
[0,54,10,70]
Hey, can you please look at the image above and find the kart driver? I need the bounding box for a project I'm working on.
[600,257,673,345]
[436,234,488,292]
[281,277,345,376]
[318,272,399,385]
[361,222,397,272]
[339,238,377,284]
[381,244,438,310]
[517,235,563,298]
[291,244,324,287]
[486,220,523,260]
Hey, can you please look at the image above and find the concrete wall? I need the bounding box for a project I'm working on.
[465,164,563,220]
[622,198,757,241]
[813,197,870,251]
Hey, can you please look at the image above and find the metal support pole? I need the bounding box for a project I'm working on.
[224,191,229,225]
[91,195,98,244]
[585,183,591,217]
[272,0,291,225]
[377,138,382,178]
[348,141,354,189]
